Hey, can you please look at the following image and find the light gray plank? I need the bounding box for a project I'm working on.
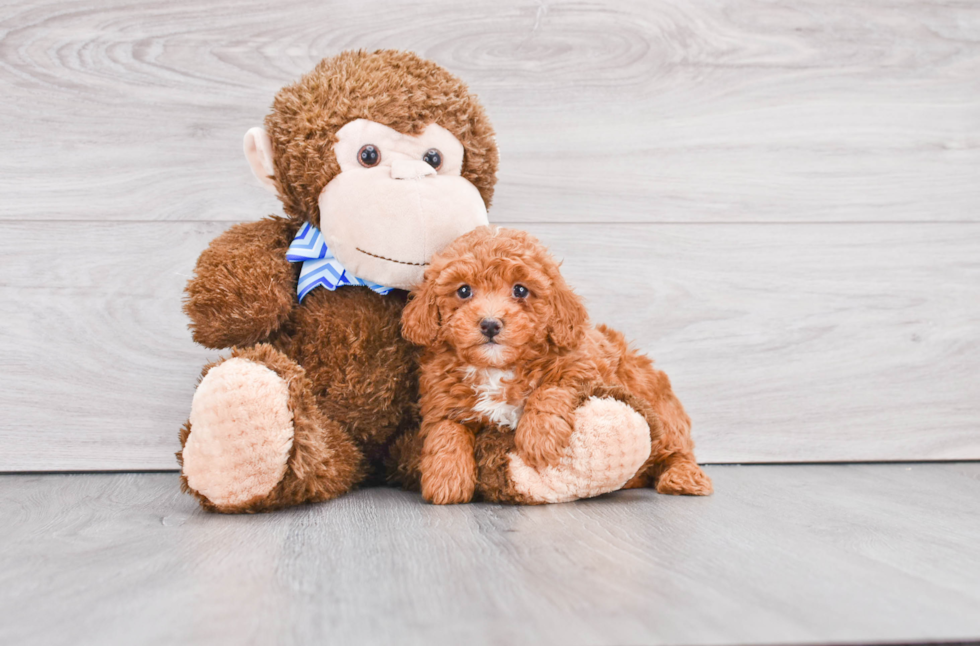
[0,0,977,223]
[0,222,224,470]
[1,465,979,646]
[1,222,977,470]
[530,222,980,463]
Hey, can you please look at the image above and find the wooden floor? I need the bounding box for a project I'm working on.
[2,464,979,646]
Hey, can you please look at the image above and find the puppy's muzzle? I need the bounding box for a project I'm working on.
[480,318,502,340]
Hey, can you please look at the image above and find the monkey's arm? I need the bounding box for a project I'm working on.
[183,216,300,349]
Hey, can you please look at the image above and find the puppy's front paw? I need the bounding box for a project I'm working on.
[420,455,477,505]
[516,412,574,470]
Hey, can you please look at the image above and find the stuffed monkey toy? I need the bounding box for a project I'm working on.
[177,50,657,512]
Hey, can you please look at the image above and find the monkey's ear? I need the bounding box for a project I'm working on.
[243,127,278,194]
[402,283,441,347]
[548,279,588,349]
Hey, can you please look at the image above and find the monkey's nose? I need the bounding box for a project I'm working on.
[480,318,502,339]
[391,159,437,180]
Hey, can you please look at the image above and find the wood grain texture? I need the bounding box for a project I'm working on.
[532,222,980,463]
[2,465,980,646]
[1,222,977,470]
[0,223,220,470]
[0,0,977,223]
[1,0,978,469]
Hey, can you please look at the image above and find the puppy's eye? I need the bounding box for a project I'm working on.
[422,148,442,170]
[456,284,472,299]
[358,144,380,168]
[513,284,529,299]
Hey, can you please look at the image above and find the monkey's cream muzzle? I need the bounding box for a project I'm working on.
[390,159,437,180]
[317,120,489,290]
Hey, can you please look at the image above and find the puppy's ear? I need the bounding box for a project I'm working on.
[402,281,441,346]
[548,278,588,349]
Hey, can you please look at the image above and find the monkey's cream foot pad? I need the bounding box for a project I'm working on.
[181,358,294,509]
[508,396,652,503]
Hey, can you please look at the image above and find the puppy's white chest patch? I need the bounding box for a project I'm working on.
[464,367,524,430]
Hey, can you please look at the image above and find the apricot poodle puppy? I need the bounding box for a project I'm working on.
[401,226,713,505]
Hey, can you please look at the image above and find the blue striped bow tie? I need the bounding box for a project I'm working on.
[286,223,393,302]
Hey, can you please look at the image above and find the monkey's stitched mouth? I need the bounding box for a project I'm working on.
[355,247,429,267]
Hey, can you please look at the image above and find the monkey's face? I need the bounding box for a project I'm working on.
[317,119,489,290]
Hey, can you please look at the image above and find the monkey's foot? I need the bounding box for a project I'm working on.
[508,396,651,504]
[181,357,295,512]
[656,460,714,496]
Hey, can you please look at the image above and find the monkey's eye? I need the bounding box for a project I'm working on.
[358,145,380,168]
[422,148,442,170]
[513,284,529,299]
[456,284,472,299]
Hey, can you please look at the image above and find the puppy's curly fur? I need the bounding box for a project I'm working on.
[402,226,713,505]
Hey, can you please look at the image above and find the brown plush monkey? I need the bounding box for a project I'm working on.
[177,50,656,512]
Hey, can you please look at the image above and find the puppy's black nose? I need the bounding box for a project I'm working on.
[480,318,502,339]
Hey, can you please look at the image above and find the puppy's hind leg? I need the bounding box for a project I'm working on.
[604,327,713,496]
[624,386,713,496]
[630,386,713,496]
[651,457,713,496]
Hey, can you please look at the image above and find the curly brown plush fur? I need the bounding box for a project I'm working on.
[177,343,365,513]
[266,50,499,226]
[184,216,299,349]
[178,50,678,513]
[178,51,499,513]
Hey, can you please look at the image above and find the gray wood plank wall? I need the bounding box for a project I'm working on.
[1,0,978,470]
